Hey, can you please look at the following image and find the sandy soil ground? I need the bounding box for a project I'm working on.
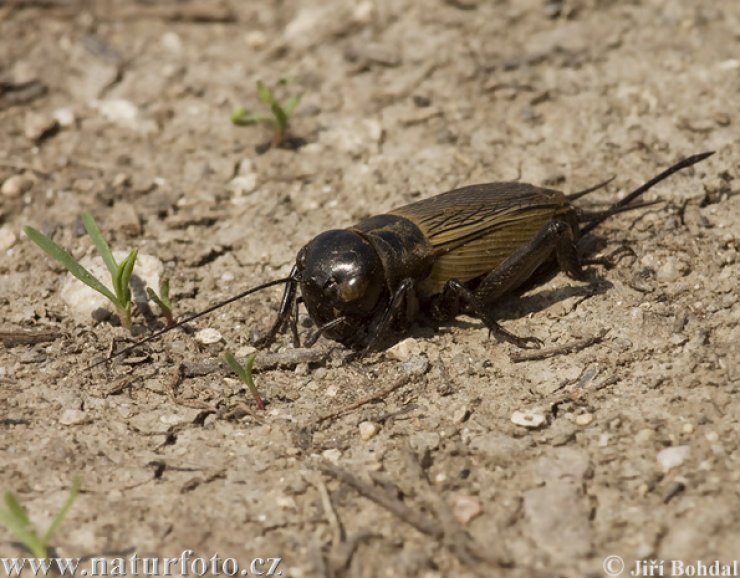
[1,1,738,577]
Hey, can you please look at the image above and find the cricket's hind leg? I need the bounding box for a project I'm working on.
[434,218,587,348]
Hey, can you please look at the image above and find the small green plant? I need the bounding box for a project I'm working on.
[24,212,138,331]
[0,478,81,558]
[231,79,301,148]
[223,351,264,410]
[146,278,174,327]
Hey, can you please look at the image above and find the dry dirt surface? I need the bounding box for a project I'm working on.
[1,1,738,577]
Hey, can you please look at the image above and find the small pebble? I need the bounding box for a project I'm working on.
[53,107,76,128]
[24,112,58,142]
[386,337,421,361]
[194,328,223,345]
[161,31,183,53]
[321,448,342,464]
[657,257,689,282]
[452,405,471,424]
[409,431,441,453]
[401,354,429,376]
[657,445,690,471]
[2,174,33,198]
[450,495,482,526]
[705,431,719,442]
[635,428,654,444]
[0,227,17,251]
[59,409,87,426]
[234,345,256,358]
[682,423,694,434]
[511,409,546,429]
[575,413,594,426]
[244,30,268,49]
[359,421,380,441]
[228,174,257,195]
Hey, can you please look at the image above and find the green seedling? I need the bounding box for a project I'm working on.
[231,79,301,147]
[24,212,138,331]
[146,278,174,327]
[223,351,265,410]
[0,477,80,559]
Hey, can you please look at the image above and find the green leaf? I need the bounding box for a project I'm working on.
[81,212,117,277]
[4,492,31,527]
[116,249,138,306]
[256,80,273,105]
[159,279,170,306]
[0,493,46,558]
[224,352,248,384]
[271,102,288,132]
[146,287,164,309]
[230,107,252,125]
[23,226,118,305]
[224,351,263,409]
[231,110,275,127]
[283,94,301,116]
[42,477,80,544]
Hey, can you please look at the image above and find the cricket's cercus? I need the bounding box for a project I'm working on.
[100,151,713,367]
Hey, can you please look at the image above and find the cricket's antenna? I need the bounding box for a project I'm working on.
[87,276,293,370]
[580,151,714,236]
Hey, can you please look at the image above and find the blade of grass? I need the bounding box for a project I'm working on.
[116,249,138,304]
[270,102,288,132]
[0,494,46,558]
[159,279,170,306]
[42,478,80,544]
[23,226,118,304]
[224,352,264,410]
[3,493,32,527]
[256,81,273,105]
[224,351,248,383]
[81,212,117,277]
[283,94,301,116]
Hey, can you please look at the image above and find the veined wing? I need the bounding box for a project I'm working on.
[389,183,569,294]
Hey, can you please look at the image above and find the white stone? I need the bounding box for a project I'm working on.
[194,328,223,345]
[0,227,17,251]
[657,445,690,471]
[511,409,547,429]
[160,31,183,53]
[227,174,257,195]
[94,99,158,134]
[450,494,482,525]
[59,409,87,426]
[575,413,594,426]
[321,448,342,464]
[386,337,421,361]
[244,30,268,49]
[359,421,380,441]
[24,112,57,141]
[53,107,76,128]
[2,174,33,198]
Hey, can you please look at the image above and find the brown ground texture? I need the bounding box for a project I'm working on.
[1,1,739,577]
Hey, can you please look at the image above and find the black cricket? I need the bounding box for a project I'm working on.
[104,151,713,364]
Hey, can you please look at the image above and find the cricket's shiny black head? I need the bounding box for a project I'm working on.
[296,230,387,346]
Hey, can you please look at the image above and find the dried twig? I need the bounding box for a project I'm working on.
[0,328,61,346]
[510,329,607,362]
[401,449,509,570]
[318,461,442,538]
[183,347,332,377]
[315,374,412,424]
